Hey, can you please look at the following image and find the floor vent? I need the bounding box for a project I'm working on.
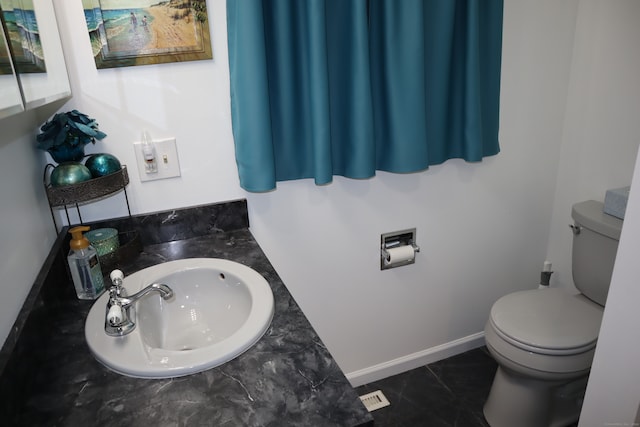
[359,390,390,412]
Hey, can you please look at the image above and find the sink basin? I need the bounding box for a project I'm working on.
[85,258,274,378]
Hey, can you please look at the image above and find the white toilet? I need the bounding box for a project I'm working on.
[483,200,623,427]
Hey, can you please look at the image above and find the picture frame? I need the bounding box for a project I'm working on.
[82,0,212,69]
[0,28,13,75]
[0,0,47,73]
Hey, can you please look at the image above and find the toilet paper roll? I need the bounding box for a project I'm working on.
[384,246,415,265]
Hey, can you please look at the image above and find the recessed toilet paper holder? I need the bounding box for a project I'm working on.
[380,228,420,270]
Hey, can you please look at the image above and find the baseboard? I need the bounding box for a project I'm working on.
[345,332,485,387]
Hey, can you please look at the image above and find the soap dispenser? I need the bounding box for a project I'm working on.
[68,226,105,300]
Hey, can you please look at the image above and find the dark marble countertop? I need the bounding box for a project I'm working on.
[0,200,373,426]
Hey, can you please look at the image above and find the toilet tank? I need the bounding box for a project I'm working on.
[571,200,623,306]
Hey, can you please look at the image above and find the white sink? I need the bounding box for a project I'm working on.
[85,258,274,378]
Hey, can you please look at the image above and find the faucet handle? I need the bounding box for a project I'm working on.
[110,269,124,286]
[107,304,123,326]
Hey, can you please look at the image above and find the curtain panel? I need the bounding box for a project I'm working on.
[227,0,503,192]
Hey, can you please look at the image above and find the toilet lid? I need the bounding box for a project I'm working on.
[490,288,603,355]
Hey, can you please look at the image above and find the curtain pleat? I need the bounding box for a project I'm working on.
[227,0,503,192]
[226,0,275,192]
[370,0,430,172]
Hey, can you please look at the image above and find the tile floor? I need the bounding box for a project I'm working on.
[356,346,581,427]
[355,347,496,426]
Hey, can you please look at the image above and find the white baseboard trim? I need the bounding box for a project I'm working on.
[346,332,486,387]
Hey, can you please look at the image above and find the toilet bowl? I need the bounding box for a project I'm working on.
[484,288,603,427]
[483,201,623,427]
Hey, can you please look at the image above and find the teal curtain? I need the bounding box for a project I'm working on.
[227,0,503,192]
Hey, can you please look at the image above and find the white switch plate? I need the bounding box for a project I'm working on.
[133,137,181,182]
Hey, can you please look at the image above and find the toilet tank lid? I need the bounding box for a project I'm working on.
[572,200,623,240]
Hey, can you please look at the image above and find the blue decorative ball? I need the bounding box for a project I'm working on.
[50,163,92,187]
[84,153,121,178]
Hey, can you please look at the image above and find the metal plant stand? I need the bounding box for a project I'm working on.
[43,164,132,233]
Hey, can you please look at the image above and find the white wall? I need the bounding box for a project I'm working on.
[546,0,640,293]
[570,2,640,425]
[47,0,578,384]
[0,110,58,345]
[2,0,638,398]
[50,0,242,221]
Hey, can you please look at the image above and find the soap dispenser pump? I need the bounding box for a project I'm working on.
[68,226,105,300]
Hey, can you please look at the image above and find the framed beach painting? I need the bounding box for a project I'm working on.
[82,0,212,69]
[0,20,13,75]
[0,0,47,73]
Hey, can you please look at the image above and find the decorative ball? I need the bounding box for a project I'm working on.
[84,153,121,178]
[50,163,92,187]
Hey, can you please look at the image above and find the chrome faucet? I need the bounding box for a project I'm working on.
[105,269,174,337]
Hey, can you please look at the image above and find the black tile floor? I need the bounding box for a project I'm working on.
[356,346,581,427]
[355,347,497,427]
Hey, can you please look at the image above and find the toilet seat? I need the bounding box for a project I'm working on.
[489,288,603,356]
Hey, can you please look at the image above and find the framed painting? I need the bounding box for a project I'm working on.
[82,0,212,69]
[0,0,47,73]
[0,25,13,75]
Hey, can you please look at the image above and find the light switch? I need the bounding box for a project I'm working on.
[133,137,181,182]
